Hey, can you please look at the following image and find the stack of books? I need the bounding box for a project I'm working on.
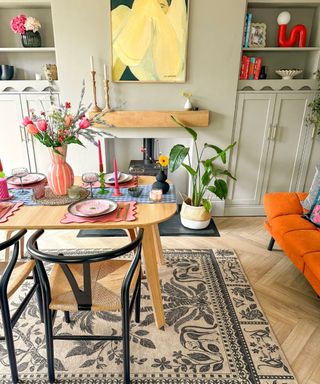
[240,56,262,80]
[242,12,253,48]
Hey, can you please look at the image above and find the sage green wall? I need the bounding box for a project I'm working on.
[51,0,246,206]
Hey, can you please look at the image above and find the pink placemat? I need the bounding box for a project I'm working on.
[0,201,24,223]
[60,201,137,224]
[85,176,138,189]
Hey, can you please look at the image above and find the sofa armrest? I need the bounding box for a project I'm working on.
[264,192,304,221]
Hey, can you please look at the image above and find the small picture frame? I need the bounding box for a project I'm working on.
[249,23,267,48]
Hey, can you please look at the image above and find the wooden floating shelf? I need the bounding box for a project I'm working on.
[92,110,210,128]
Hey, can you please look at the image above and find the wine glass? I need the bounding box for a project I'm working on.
[12,167,29,195]
[82,172,99,198]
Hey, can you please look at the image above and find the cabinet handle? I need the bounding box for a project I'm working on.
[19,127,26,142]
[271,125,278,140]
[267,125,272,140]
[311,126,316,139]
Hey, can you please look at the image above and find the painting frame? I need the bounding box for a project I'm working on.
[249,23,267,48]
[110,0,190,83]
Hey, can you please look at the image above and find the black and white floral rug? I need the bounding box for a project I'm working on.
[0,249,297,383]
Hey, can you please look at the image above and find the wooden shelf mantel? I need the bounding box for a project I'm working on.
[91,110,210,128]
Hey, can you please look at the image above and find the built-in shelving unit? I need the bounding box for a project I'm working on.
[239,1,320,90]
[0,2,57,82]
[91,110,210,128]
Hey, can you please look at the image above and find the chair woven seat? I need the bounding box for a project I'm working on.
[49,259,141,312]
[0,260,35,299]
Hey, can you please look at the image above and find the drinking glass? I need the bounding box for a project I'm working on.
[82,172,99,198]
[12,167,29,195]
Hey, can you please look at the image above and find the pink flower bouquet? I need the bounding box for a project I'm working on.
[10,14,41,35]
[22,82,112,153]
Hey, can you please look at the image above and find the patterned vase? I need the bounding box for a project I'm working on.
[21,31,41,47]
[47,146,74,196]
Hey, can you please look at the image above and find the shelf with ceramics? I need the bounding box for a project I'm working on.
[238,79,318,92]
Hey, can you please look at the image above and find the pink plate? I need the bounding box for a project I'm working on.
[8,173,46,186]
[68,199,114,217]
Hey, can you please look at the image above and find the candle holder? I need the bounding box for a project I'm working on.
[113,186,123,197]
[103,79,111,112]
[98,172,107,195]
[90,70,102,113]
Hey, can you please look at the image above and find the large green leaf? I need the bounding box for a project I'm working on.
[201,171,211,187]
[208,179,228,200]
[171,115,197,141]
[182,163,197,176]
[202,198,212,213]
[169,144,190,172]
[205,141,236,164]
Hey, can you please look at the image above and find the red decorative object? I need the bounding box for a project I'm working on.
[112,159,122,197]
[277,11,307,47]
[47,146,74,196]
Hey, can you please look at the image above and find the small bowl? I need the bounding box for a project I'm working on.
[128,187,143,197]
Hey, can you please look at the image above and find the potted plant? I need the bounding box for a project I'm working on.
[10,14,42,47]
[169,117,236,229]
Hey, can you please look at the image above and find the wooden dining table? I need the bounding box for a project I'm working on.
[0,176,177,329]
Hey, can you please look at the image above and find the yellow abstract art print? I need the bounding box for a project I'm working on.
[111,0,190,82]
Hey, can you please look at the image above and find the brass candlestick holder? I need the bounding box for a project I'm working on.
[90,70,102,113]
[103,79,111,111]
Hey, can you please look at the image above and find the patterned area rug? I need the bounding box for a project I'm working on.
[0,249,297,383]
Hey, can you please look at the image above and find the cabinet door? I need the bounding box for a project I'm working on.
[298,125,320,191]
[20,93,59,173]
[0,94,32,171]
[263,93,314,195]
[227,93,276,207]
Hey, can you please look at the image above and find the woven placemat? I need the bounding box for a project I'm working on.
[34,187,90,206]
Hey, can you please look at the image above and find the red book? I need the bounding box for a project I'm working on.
[254,57,262,80]
[240,55,250,80]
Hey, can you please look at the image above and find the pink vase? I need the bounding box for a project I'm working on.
[47,146,74,196]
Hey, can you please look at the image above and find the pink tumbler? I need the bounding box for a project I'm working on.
[0,178,10,200]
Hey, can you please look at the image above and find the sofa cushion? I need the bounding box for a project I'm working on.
[301,166,320,211]
[304,189,320,228]
[282,230,320,260]
[269,214,316,239]
[264,192,305,221]
[303,252,320,295]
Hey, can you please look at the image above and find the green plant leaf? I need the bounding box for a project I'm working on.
[202,198,212,212]
[208,179,228,200]
[182,163,197,176]
[171,115,197,141]
[205,141,236,164]
[201,171,211,186]
[169,144,190,172]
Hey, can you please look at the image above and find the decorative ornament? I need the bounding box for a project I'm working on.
[277,11,307,47]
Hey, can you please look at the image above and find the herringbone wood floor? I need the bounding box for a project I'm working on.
[3,217,320,383]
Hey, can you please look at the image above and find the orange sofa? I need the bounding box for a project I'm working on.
[264,192,320,295]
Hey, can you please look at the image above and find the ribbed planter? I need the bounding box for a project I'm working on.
[47,146,74,196]
[180,200,212,230]
[21,31,41,47]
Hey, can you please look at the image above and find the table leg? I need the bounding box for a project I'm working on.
[5,231,25,260]
[142,225,165,329]
[152,224,165,265]
[126,228,136,242]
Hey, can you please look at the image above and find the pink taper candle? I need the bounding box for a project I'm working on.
[0,178,10,200]
[98,140,103,173]
[113,158,119,189]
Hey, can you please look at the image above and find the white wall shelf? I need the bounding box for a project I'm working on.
[243,47,320,52]
[0,80,59,92]
[0,47,55,52]
[238,79,318,91]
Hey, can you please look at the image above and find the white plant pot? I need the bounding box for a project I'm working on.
[180,201,212,230]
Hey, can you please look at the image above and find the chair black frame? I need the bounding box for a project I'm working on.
[27,228,144,384]
[0,229,43,384]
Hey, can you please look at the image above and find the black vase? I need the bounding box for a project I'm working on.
[152,169,170,194]
[21,31,41,48]
[0,65,14,80]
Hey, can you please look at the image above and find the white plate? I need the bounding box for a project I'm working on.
[7,173,46,186]
[105,173,133,184]
[68,199,118,218]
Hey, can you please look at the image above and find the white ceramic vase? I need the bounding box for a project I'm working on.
[180,201,212,230]
[184,98,193,111]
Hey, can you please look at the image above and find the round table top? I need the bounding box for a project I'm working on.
[0,176,177,230]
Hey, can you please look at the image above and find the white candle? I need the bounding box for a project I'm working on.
[90,56,94,71]
[103,64,107,80]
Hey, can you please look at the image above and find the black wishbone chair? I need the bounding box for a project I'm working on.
[0,229,43,384]
[27,228,144,384]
